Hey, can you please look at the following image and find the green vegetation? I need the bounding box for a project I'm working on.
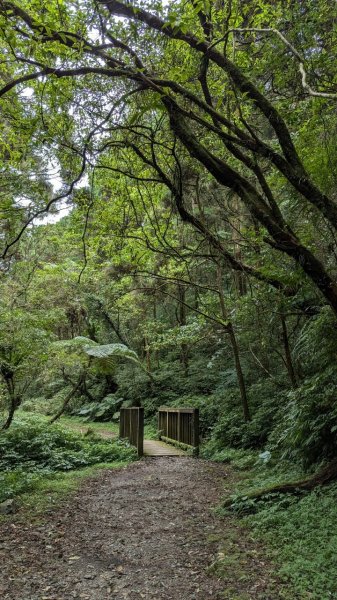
[246,483,337,599]
[0,0,337,595]
[206,449,337,599]
[60,415,119,435]
[0,416,136,503]
[0,462,130,522]
[217,459,337,600]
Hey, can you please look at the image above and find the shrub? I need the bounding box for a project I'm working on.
[0,419,136,474]
[20,396,52,415]
[0,469,42,503]
[245,482,337,599]
[268,366,337,468]
[200,440,257,470]
[74,394,123,422]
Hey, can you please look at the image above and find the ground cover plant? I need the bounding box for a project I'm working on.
[245,482,337,600]
[0,416,136,503]
[211,451,337,599]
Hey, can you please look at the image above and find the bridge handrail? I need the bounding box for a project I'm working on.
[119,407,144,456]
[158,406,199,451]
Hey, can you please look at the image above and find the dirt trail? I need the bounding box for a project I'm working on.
[0,458,280,600]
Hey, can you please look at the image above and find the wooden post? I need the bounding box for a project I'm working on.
[138,407,144,457]
[177,409,181,443]
[193,408,199,454]
[119,407,144,457]
[119,409,124,438]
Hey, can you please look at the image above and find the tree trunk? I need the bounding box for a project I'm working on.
[1,395,20,430]
[144,336,151,373]
[227,322,251,421]
[1,373,21,431]
[231,195,247,296]
[177,284,189,376]
[165,103,337,316]
[280,314,298,388]
[49,379,82,424]
[217,264,251,421]
[223,458,337,509]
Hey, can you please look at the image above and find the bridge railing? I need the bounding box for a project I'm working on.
[158,407,199,452]
[119,407,144,456]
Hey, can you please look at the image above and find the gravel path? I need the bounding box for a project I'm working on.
[0,458,281,599]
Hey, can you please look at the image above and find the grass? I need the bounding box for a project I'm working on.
[200,442,258,470]
[21,462,129,516]
[59,415,119,435]
[11,411,120,434]
[0,461,130,523]
[19,410,165,440]
[61,415,161,442]
[60,416,160,440]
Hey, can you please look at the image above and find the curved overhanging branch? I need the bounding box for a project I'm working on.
[220,28,337,100]
[101,1,303,167]
[122,141,286,290]
[0,66,134,99]
[1,96,130,260]
[102,1,337,230]
[1,156,87,260]
[90,137,287,290]
[161,100,337,313]
[3,1,337,230]
[1,0,337,310]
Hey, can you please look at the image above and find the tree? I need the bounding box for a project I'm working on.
[48,336,144,422]
[0,0,336,314]
[1,0,337,470]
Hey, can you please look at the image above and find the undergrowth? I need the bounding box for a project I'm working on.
[200,439,257,470]
[0,416,136,503]
[217,457,337,600]
[245,482,337,599]
[13,461,131,520]
[60,415,119,435]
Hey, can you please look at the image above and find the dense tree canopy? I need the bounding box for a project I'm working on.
[0,0,337,465]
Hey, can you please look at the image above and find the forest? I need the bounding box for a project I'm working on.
[0,0,337,598]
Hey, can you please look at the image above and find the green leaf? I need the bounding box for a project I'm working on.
[84,343,139,364]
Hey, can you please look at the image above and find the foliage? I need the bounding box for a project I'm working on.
[244,483,337,599]
[56,337,141,370]
[20,396,54,415]
[268,367,337,468]
[0,3,337,597]
[0,417,136,477]
[0,469,42,504]
[75,394,123,422]
[1,0,337,468]
[216,457,337,598]
[200,442,257,470]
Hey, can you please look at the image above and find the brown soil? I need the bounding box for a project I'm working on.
[0,458,284,600]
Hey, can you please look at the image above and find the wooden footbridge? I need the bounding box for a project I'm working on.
[119,407,199,457]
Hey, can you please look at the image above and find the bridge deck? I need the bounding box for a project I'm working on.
[143,439,186,456]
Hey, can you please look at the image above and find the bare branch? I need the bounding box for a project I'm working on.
[224,28,337,100]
